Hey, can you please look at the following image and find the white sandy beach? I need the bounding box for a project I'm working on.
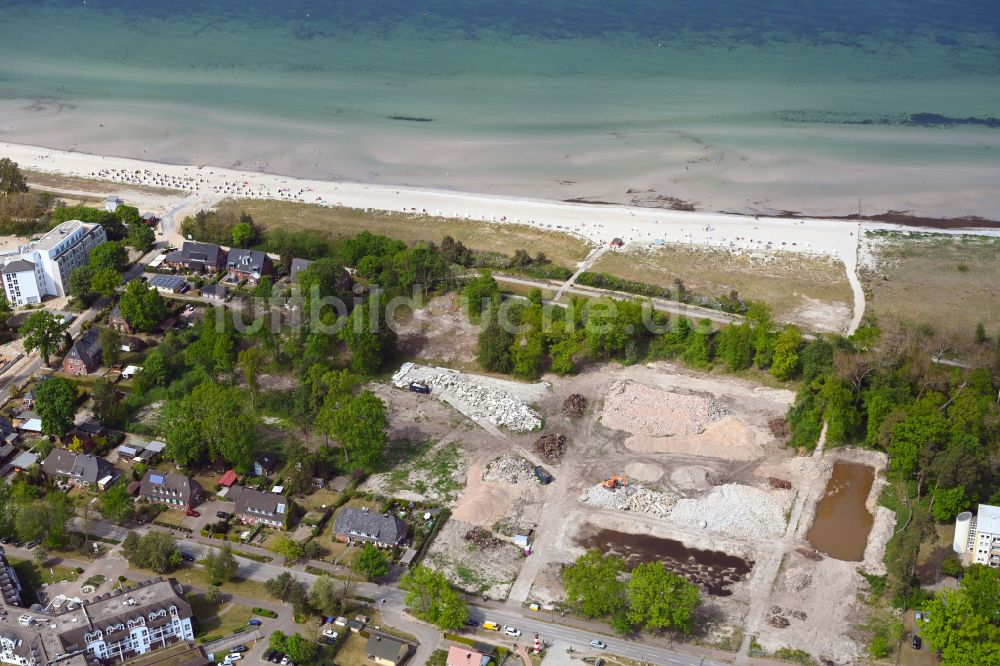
[5,140,999,335]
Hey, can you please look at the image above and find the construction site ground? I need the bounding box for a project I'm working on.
[376,301,896,665]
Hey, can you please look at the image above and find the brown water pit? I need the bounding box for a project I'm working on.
[578,527,753,596]
[806,461,875,562]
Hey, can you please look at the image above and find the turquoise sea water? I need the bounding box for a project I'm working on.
[1,0,999,215]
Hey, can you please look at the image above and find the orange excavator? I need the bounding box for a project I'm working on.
[602,475,628,490]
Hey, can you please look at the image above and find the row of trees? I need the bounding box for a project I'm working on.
[473,276,804,381]
[562,550,701,635]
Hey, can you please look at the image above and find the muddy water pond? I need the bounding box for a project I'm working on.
[806,462,875,561]
[578,528,753,596]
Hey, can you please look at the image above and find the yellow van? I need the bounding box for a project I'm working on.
[483,622,501,631]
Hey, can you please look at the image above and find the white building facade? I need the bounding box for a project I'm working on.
[955,503,1000,567]
[0,221,107,306]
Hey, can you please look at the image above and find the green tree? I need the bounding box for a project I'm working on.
[974,322,987,344]
[681,320,713,369]
[92,377,126,428]
[272,535,304,563]
[308,575,341,615]
[119,280,167,332]
[340,298,396,375]
[89,241,128,273]
[562,549,626,618]
[91,267,122,297]
[931,486,968,522]
[352,544,389,581]
[20,310,68,364]
[462,271,499,318]
[922,578,1000,666]
[477,301,513,372]
[160,382,258,470]
[69,266,94,303]
[0,158,29,195]
[127,223,155,253]
[120,531,181,573]
[400,566,469,630]
[34,376,77,436]
[770,325,803,380]
[142,347,169,386]
[716,323,754,371]
[284,634,318,664]
[327,391,387,469]
[510,330,545,378]
[625,562,700,633]
[232,221,256,248]
[203,544,239,582]
[99,482,133,522]
[114,205,141,228]
[99,327,122,367]
[0,294,10,330]
[13,501,48,543]
[238,346,265,404]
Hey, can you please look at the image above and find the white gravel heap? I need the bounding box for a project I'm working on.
[601,379,728,437]
[669,483,788,540]
[428,372,542,431]
[483,454,537,485]
[579,483,677,518]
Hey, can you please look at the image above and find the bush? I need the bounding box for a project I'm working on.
[252,607,279,618]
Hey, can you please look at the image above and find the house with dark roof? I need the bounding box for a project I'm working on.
[225,249,273,286]
[365,634,410,666]
[200,284,228,302]
[107,303,133,334]
[228,486,288,528]
[41,449,117,488]
[148,274,190,294]
[163,242,224,274]
[0,418,18,445]
[252,454,278,477]
[140,470,203,509]
[0,548,23,607]
[333,507,409,548]
[63,327,102,375]
[289,258,312,281]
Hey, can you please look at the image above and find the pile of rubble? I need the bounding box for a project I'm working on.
[766,606,808,628]
[795,547,824,562]
[669,483,790,540]
[563,394,587,417]
[482,455,536,485]
[783,568,813,592]
[601,379,729,437]
[535,434,567,460]
[464,527,503,549]
[427,373,542,432]
[767,477,792,490]
[579,483,677,518]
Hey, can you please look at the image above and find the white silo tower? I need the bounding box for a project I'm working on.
[953,511,973,554]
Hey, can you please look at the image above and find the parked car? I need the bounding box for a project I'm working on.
[24,541,38,550]
[409,381,431,394]
[915,611,923,621]
[227,653,243,662]
[464,619,479,628]
[267,652,283,663]
[923,611,931,622]
[248,619,262,627]
[185,508,200,517]
[0,537,9,545]
[180,552,196,562]
[280,657,290,665]
[217,511,231,519]
[912,635,922,650]
[322,629,338,639]
[504,626,522,638]
[483,622,501,631]
[231,645,247,653]
[262,650,276,662]
[590,640,607,649]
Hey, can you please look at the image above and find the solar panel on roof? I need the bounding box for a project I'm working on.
[149,473,165,485]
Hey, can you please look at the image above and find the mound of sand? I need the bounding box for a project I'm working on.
[624,417,764,460]
[601,379,728,437]
[452,463,511,526]
[624,461,663,483]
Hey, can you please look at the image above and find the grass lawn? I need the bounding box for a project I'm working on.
[332,633,368,665]
[296,489,344,512]
[591,245,853,330]
[223,198,593,269]
[308,530,350,565]
[153,510,188,527]
[11,558,80,586]
[863,231,1000,340]
[188,593,254,640]
[165,565,273,603]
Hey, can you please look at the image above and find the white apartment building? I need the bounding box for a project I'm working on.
[954,503,1000,567]
[0,220,107,306]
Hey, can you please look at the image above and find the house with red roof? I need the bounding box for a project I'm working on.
[218,470,238,487]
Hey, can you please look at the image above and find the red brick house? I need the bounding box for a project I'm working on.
[107,303,133,334]
[63,328,103,375]
[224,249,273,287]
